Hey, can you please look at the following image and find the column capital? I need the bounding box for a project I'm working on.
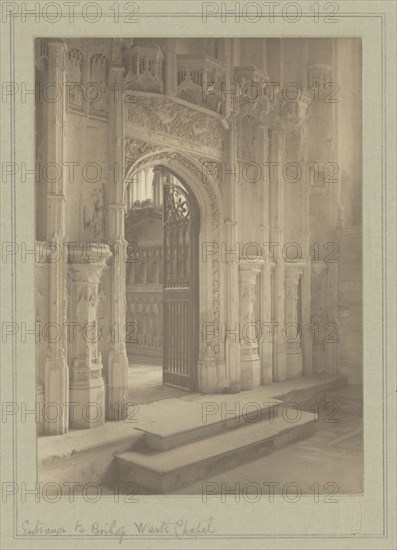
[285,264,304,285]
[238,257,265,282]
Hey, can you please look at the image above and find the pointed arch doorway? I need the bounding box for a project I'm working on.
[125,166,200,393]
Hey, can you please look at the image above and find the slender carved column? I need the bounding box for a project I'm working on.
[107,202,129,420]
[224,111,241,391]
[144,168,150,200]
[301,171,313,376]
[107,57,129,420]
[271,128,287,382]
[239,258,264,389]
[306,61,339,375]
[325,261,339,373]
[68,244,111,428]
[256,124,273,385]
[284,267,303,379]
[43,39,69,435]
[35,242,47,435]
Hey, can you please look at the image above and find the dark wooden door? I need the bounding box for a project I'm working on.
[162,180,199,391]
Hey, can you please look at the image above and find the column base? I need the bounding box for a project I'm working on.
[107,350,129,420]
[70,378,105,429]
[274,342,287,382]
[260,341,273,386]
[286,343,303,379]
[44,355,69,435]
[240,349,261,390]
[198,359,219,393]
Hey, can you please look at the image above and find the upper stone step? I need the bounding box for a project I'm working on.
[137,396,283,451]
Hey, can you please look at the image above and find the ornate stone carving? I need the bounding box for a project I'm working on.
[235,64,311,134]
[124,138,158,168]
[67,243,111,429]
[126,95,225,156]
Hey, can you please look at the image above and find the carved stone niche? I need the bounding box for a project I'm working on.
[67,243,112,429]
[123,43,164,93]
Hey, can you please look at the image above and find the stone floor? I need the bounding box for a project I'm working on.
[175,408,363,496]
[128,364,186,404]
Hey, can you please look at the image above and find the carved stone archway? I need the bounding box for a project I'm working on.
[123,148,225,393]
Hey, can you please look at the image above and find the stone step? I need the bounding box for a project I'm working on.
[139,398,283,451]
[116,411,316,493]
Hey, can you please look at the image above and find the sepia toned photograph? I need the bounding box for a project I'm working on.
[1,2,395,546]
[34,36,364,497]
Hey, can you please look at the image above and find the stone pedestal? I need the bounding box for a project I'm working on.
[285,267,303,379]
[239,258,264,390]
[67,244,112,429]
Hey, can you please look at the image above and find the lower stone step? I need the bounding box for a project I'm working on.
[116,412,316,493]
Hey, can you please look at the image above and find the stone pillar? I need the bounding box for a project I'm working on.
[271,129,287,382]
[256,124,273,385]
[284,267,303,379]
[35,242,48,435]
[107,58,129,420]
[144,168,150,200]
[239,259,264,389]
[152,170,160,208]
[43,39,69,435]
[301,170,313,376]
[68,244,111,428]
[224,111,241,391]
[107,202,129,420]
[325,261,338,374]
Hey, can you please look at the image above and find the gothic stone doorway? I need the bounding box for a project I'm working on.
[125,166,200,392]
